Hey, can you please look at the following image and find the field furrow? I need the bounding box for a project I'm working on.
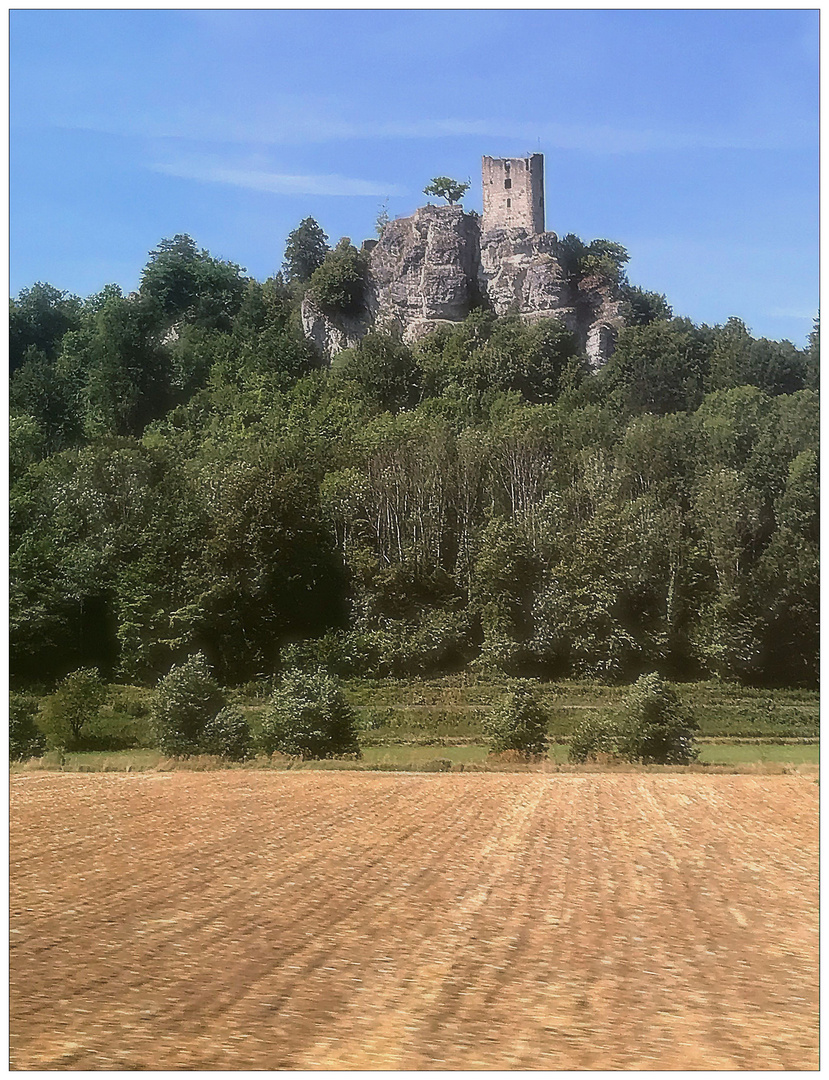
[10,771,818,1070]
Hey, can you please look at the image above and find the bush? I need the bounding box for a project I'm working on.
[152,653,225,756]
[484,681,549,757]
[9,693,46,760]
[201,706,252,761]
[258,667,361,759]
[39,668,107,749]
[568,711,621,763]
[618,673,699,764]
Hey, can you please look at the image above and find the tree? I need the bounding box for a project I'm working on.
[152,653,225,756]
[140,235,247,331]
[479,316,580,404]
[602,319,712,414]
[283,218,330,284]
[308,239,368,316]
[580,240,630,284]
[332,332,420,412]
[423,177,470,206]
[40,668,107,750]
[83,292,170,436]
[618,673,699,764]
[620,285,672,327]
[10,352,83,454]
[375,200,390,236]
[9,283,83,374]
[9,693,47,760]
[484,681,549,757]
[806,314,819,390]
[201,705,252,760]
[258,667,360,759]
[568,712,620,763]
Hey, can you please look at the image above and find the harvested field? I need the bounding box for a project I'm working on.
[10,771,818,1070]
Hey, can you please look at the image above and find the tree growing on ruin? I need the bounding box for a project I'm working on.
[423,177,470,206]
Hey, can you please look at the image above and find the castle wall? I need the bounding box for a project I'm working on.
[482,154,545,234]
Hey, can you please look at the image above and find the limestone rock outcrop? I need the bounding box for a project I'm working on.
[369,205,482,341]
[300,206,624,369]
[301,293,370,359]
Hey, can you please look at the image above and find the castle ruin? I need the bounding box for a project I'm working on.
[482,153,545,234]
[301,154,623,369]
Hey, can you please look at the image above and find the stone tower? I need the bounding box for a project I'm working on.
[481,153,545,234]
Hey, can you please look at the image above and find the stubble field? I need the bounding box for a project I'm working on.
[10,770,818,1070]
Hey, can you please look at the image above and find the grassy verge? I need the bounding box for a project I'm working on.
[12,740,818,775]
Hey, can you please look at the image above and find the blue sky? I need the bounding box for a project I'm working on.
[10,9,819,344]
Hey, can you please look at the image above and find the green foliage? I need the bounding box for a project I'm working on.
[308,239,368,316]
[478,317,580,404]
[620,285,673,327]
[10,352,82,454]
[140,235,247,330]
[618,673,699,764]
[423,177,470,205]
[568,711,621,763]
[10,283,82,374]
[259,667,361,759]
[9,693,47,760]
[201,705,252,760]
[283,218,330,285]
[375,200,390,236]
[8,235,818,695]
[152,653,225,756]
[603,319,713,414]
[40,668,107,749]
[557,235,629,285]
[333,333,420,412]
[579,240,630,284]
[484,681,549,756]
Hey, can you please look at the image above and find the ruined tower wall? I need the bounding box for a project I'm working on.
[482,154,545,234]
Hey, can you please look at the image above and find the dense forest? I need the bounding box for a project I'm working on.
[10,228,819,691]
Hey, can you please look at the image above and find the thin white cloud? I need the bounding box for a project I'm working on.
[151,160,405,198]
[54,107,815,154]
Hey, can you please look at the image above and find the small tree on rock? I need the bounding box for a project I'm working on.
[484,681,549,758]
[423,177,470,206]
[152,653,225,757]
[258,667,360,759]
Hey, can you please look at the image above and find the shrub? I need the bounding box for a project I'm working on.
[9,693,46,760]
[201,706,252,761]
[568,711,621,763]
[618,673,699,764]
[39,668,107,750]
[484,681,549,757]
[152,653,225,756]
[258,667,361,759]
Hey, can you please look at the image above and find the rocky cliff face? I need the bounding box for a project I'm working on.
[301,206,623,369]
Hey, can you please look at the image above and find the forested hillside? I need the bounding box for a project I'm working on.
[10,231,819,690]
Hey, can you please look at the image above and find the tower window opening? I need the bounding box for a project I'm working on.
[504,178,512,189]
[506,198,511,208]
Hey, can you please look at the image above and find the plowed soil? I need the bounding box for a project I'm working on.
[10,771,818,1070]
